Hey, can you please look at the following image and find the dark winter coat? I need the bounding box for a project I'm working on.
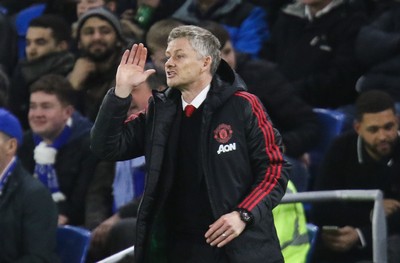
[91,60,290,263]
[0,161,59,263]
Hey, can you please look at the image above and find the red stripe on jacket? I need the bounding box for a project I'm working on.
[234,91,283,211]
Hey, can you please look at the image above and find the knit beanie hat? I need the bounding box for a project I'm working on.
[77,7,124,42]
[0,108,23,146]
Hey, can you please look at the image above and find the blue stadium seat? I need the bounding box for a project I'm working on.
[306,223,319,263]
[56,225,91,263]
[308,108,346,189]
[14,3,46,59]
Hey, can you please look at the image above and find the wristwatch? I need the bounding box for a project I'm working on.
[236,208,254,225]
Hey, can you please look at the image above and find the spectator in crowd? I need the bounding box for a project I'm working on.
[202,20,320,191]
[88,80,153,262]
[263,0,367,108]
[9,14,74,129]
[73,0,144,42]
[312,90,400,263]
[17,74,109,227]
[68,7,127,121]
[355,5,400,110]
[171,0,269,58]
[91,26,290,262]
[0,108,59,262]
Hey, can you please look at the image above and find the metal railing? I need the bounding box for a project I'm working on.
[97,246,134,263]
[97,189,387,263]
[281,189,387,263]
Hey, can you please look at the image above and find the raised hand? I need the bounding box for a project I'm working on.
[115,43,156,98]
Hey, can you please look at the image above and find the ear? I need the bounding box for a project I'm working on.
[63,105,74,119]
[353,120,361,134]
[6,138,18,155]
[202,56,212,72]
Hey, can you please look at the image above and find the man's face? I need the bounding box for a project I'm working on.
[76,0,105,18]
[165,38,208,89]
[29,91,72,141]
[79,16,119,62]
[26,27,63,62]
[220,40,236,69]
[355,109,399,160]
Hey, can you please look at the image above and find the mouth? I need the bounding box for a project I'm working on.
[166,70,176,78]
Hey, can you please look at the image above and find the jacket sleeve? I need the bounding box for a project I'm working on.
[235,91,290,224]
[91,88,147,161]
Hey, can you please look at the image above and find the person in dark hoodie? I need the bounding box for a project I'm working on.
[91,25,290,262]
[9,14,74,130]
[17,74,110,227]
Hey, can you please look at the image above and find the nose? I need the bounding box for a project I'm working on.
[26,44,36,56]
[165,57,173,68]
[91,29,103,40]
[377,128,388,141]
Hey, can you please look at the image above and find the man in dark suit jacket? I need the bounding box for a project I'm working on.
[0,108,59,262]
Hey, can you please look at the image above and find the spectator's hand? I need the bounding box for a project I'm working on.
[58,214,69,226]
[205,211,245,247]
[91,214,121,246]
[300,153,311,167]
[68,58,96,90]
[322,226,359,252]
[383,199,400,216]
[115,43,155,98]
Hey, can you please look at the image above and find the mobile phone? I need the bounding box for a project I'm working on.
[322,225,339,233]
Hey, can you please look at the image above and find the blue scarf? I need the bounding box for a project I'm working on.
[113,156,146,210]
[0,157,17,196]
[33,119,72,202]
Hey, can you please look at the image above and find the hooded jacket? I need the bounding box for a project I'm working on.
[91,60,290,262]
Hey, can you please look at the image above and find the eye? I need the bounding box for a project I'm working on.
[383,122,395,131]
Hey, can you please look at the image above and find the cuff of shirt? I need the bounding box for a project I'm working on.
[355,228,367,248]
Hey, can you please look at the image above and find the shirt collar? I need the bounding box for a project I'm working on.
[0,156,16,181]
[305,1,336,21]
[181,84,210,110]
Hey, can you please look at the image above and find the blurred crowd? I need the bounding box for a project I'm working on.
[0,0,399,262]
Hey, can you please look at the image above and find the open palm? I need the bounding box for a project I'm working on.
[115,43,156,98]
